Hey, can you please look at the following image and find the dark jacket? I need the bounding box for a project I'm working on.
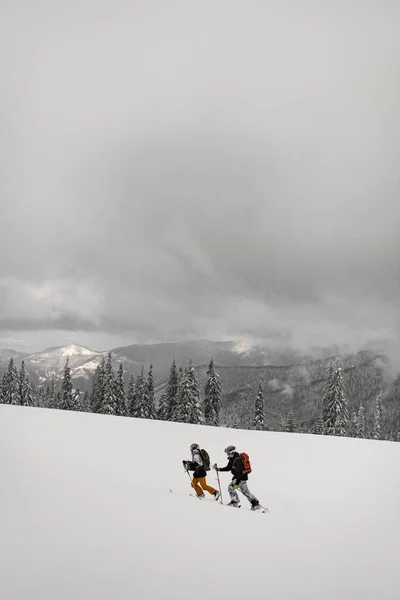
[187,449,207,479]
[219,452,248,482]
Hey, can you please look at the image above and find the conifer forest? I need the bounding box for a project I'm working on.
[1,353,399,442]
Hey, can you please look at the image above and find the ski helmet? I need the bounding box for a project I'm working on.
[224,445,236,456]
[190,443,199,452]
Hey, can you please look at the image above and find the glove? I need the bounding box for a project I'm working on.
[182,460,188,468]
[232,478,238,489]
[212,463,219,471]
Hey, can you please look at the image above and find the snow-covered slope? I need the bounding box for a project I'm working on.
[1,405,399,599]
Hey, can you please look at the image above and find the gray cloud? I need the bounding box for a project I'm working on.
[1,0,400,355]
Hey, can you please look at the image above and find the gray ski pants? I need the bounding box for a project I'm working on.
[228,480,258,505]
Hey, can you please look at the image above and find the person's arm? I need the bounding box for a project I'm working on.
[215,457,233,472]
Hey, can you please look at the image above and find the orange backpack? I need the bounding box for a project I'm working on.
[240,452,252,474]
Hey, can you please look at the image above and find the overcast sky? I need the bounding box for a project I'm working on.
[1,0,399,354]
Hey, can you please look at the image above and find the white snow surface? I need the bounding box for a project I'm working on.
[1,405,400,599]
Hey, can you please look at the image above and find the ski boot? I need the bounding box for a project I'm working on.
[227,500,240,507]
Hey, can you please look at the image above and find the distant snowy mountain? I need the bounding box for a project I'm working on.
[1,339,270,388]
[0,344,105,385]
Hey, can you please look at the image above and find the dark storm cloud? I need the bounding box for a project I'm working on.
[1,0,400,353]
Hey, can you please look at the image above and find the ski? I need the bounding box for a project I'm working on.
[169,489,221,502]
[224,503,267,513]
[170,489,268,513]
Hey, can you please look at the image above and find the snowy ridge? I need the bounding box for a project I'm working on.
[70,358,104,379]
[1,405,399,599]
[22,345,105,382]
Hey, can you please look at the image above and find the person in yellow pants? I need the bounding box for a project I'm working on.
[183,443,221,500]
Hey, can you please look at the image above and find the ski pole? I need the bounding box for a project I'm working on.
[185,467,192,482]
[214,467,223,504]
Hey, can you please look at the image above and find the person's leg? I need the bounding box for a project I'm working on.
[227,481,240,504]
[238,481,259,506]
[199,477,220,500]
[199,477,216,495]
[191,477,204,496]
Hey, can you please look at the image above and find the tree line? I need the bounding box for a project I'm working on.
[0,354,221,426]
[0,354,398,442]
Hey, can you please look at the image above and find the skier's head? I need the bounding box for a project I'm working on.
[190,443,199,453]
[224,445,236,457]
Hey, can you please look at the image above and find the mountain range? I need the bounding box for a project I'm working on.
[0,339,313,388]
[1,340,399,434]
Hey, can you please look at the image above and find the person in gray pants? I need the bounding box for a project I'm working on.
[213,445,261,510]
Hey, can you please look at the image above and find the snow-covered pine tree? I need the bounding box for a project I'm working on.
[253,382,265,431]
[44,385,51,408]
[81,391,90,412]
[60,359,74,410]
[90,357,105,413]
[115,363,127,417]
[169,366,189,422]
[101,353,118,415]
[174,367,191,423]
[157,391,169,420]
[30,383,39,407]
[133,366,147,418]
[48,377,58,409]
[278,415,286,432]
[0,372,6,403]
[349,411,358,437]
[373,391,383,440]
[170,366,185,421]
[140,364,157,419]
[19,361,34,407]
[161,359,179,421]
[38,387,47,407]
[72,389,82,411]
[127,375,137,417]
[321,361,334,429]
[186,360,203,424]
[313,416,325,435]
[3,358,20,405]
[286,408,296,432]
[356,403,365,438]
[322,363,349,436]
[204,359,222,426]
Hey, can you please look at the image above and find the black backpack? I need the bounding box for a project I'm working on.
[199,448,211,471]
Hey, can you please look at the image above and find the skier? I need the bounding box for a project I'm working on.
[183,443,220,500]
[213,445,261,510]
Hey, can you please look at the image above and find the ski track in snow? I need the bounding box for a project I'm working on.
[1,404,400,599]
